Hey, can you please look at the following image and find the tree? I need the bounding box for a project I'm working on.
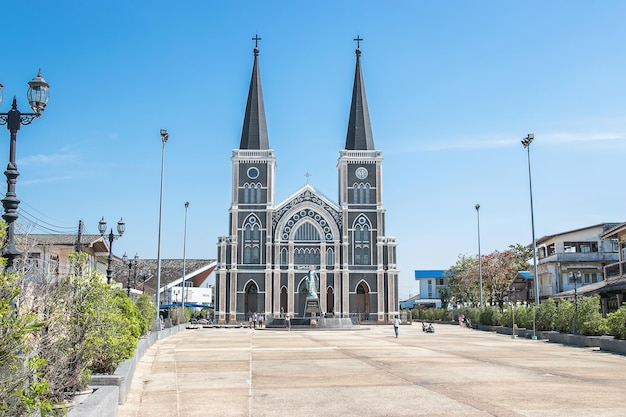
[0,225,51,416]
[446,254,479,307]
[482,250,519,308]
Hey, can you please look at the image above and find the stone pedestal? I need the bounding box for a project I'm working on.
[305,296,320,315]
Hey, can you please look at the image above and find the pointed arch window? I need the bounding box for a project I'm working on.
[244,183,250,204]
[281,247,288,265]
[294,248,320,265]
[353,183,371,204]
[353,216,371,265]
[326,247,334,266]
[294,222,321,241]
[243,217,261,264]
[243,183,262,204]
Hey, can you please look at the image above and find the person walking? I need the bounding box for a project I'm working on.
[285,313,291,331]
[258,314,263,328]
[253,312,257,329]
[392,315,400,338]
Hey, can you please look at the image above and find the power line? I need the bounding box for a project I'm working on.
[0,190,78,233]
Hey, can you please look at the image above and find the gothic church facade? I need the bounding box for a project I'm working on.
[216,42,398,324]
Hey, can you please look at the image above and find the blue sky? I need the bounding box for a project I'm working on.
[2,1,625,300]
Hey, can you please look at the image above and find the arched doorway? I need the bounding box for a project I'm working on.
[280,287,287,316]
[245,281,259,315]
[326,287,334,315]
[297,280,307,317]
[356,282,369,321]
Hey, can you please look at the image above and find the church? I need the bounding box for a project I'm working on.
[215,38,398,324]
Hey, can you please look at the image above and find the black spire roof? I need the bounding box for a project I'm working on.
[345,45,375,151]
[239,42,269,150]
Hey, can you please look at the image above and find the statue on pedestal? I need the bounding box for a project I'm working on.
[306,269,319,298]
[304,268,320,315]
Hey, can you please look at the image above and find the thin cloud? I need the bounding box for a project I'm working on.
[543,132,625,143]
[20,175,74,186]
[18,146,80,166]
[388,131,626,154]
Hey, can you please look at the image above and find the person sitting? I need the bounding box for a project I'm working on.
[422,322,428,332]
[427,323,435,333]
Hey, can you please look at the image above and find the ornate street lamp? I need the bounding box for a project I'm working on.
[123,252,139,297]
[98,216,125,284]
[568,271,581,311]
[0,70,50,269]
[568,270,581,334]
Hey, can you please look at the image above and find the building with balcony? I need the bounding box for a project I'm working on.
[412,270,446,308]
[535,223,620,301]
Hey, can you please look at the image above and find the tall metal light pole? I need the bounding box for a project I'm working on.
[522,133,540,339]
[98,217,125,284]
[475,204,483,307]
[0,71,50,270]
[182,201,189,310]
[154,129,168,331]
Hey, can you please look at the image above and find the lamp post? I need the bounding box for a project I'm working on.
[98,216,125,284]
[182,201,189,309]
[568,270,581,334]
[568,270,581,311]
[154,129,168,331]
[0,70,50,270]
[521,133,539,340]
[475,204,483,307]
[123,253,139,297]
[509,287,517,339]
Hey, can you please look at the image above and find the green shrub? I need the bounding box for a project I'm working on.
[555,300,574,333]
[135,293,156,335]
[536,298,558,331]
[515,305,533,329]
[501,305,532,329]
[467,308,480,326]
[85,286,141,374]
[0,270,51,416]
[479,306,503,326]
[574,295,607,336]
[606,305,626,339]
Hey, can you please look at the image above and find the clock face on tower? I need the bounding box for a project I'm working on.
[247,167,259,179]
[355,167,368,180]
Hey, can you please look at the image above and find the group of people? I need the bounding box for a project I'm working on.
[392,315,436,338]
[248,312,264,328]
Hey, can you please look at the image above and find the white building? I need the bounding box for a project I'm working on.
[535,223,620,300]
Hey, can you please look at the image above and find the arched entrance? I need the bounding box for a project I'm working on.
[326,287,334,315]
[280,287,287,315]
[356,282,369,321]
[297,280,307,317]
[245,281,259,315]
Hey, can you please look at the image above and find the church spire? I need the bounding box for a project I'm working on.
[345,37,375,151]
[239,35,269,150]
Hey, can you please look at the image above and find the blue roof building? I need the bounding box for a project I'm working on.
[411,270,447,309]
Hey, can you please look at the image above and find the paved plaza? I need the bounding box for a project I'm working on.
[118,323,626,417]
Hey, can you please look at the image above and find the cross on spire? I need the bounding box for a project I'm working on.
[304,172,312,184]
[353,35,363,49]
[252,34,262,48]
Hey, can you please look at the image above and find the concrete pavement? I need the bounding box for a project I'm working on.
[118,323,626,417]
